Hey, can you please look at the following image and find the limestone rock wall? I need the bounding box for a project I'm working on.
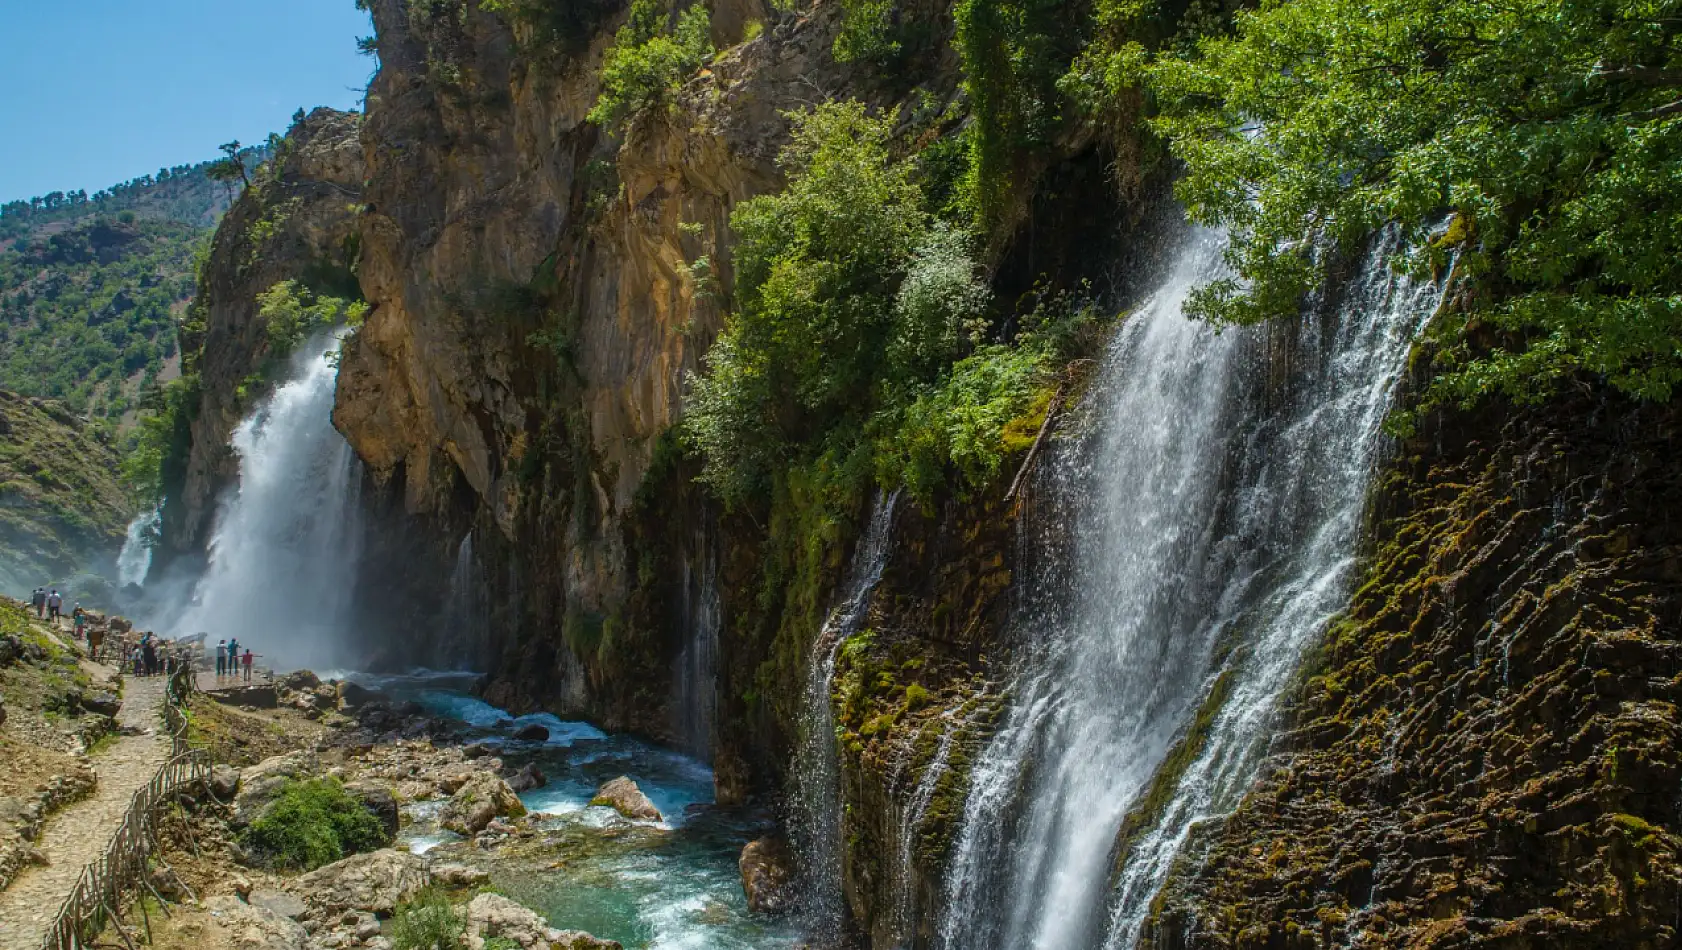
[162,108,365,560]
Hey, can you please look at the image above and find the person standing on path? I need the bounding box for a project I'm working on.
[46,590,62,622]
[241,648,255,682]
[226,638,239,678]
[215,639,227,678]
[87,624,103,663]
[30,587,44,618]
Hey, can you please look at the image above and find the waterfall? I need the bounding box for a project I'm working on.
[792,491,901,940]
[674,534,720,762]
[936,228,1438,950]
[174,331,366,672]
[442,531,491,669]
[116,504,161,588]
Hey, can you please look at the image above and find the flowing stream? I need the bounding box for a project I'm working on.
[792,492,900,940]
[173,331,365,671]
[936,228,1438,949]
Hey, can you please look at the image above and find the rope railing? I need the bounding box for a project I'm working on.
[38,666,209,950]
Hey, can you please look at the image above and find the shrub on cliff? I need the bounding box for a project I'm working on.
[239,777,389,870]
[588,0,712,131]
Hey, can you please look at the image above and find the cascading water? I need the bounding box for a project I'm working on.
[173,330,366,672]
[674,534,720,762]
[792,491,901,940]
[442,531,492,669]
[116,504,161,588]
[937,227,1439,950]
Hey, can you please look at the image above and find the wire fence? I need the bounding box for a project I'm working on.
[38,665,210,950]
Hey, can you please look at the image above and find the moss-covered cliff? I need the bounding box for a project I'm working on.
[1143,390,1682,949]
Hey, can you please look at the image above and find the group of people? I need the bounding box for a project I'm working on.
[28,587,66,621]
[214,637,257,682]
[128,631,182,677]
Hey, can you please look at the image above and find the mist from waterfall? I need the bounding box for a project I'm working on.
[172,331,366,672]
[935,228,1438,950]
[441,531,492,670]
[792,491,901,941]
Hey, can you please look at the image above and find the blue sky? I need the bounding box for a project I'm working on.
[0,0,374,204]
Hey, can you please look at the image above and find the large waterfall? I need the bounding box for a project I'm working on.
[936,228,1439,949]
[174,332,366,672]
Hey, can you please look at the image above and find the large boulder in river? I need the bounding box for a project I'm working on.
[463,893,621,950]
[511,722,549,742]
[506,762,546,793]
[739,837,796,914]
[589,776,661,822]
[440,771,526,835]
[292,849,430,917]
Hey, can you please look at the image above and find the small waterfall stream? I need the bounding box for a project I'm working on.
[792,491,901,940]
[116,504,161,588]
[675,534,721,762]
[936,228,1438,950]
[174,331,366,671]
[442,531,492,669]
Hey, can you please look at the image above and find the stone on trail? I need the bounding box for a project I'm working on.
[441,770,526,835]
[739,837,796,914]
[80,690,121,717]
[292,848,431,917]
[589,776,661,822]
[203,894,309,950]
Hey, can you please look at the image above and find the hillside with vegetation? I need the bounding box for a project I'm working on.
[0,389,133,599]
[0,147,267,434]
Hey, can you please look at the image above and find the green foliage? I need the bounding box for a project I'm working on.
[120,374,200,504]
[390,889,467,950]
[588,1,713,131]
[685,101,1072,508]
[0,216,198,424]
[953,0,1085,230]
[479,0,622,53]
[834,0,900,64]
[1147,0,1682,405]
[257,280,367,358]
[239,778,390,871]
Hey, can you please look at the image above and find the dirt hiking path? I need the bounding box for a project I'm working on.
[0,674,170,950]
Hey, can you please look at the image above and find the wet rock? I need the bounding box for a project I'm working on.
[209,764,243,800]
[345,781,400,840]
[511,723,549,742]
[338,682,379,710]
[292,849,430,917]
[463,893,621,950]
[249,889,309,921]
[590,776,661,822]
[739,837,795,914]
[203,894,308,950]
[506,762,546,793]
[441,771,526,835]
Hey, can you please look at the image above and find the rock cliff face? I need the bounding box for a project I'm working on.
[1144,391,1682,949]
[162,108,364,561]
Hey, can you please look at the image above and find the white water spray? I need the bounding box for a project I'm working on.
[116,504,161,588]
[792,491,900,940]
[675,535,720,762]
[174,331,366,672]
[937,228,1437,950]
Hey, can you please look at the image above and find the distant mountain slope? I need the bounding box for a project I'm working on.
[0,390,133,599]
[0,148,268,429]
